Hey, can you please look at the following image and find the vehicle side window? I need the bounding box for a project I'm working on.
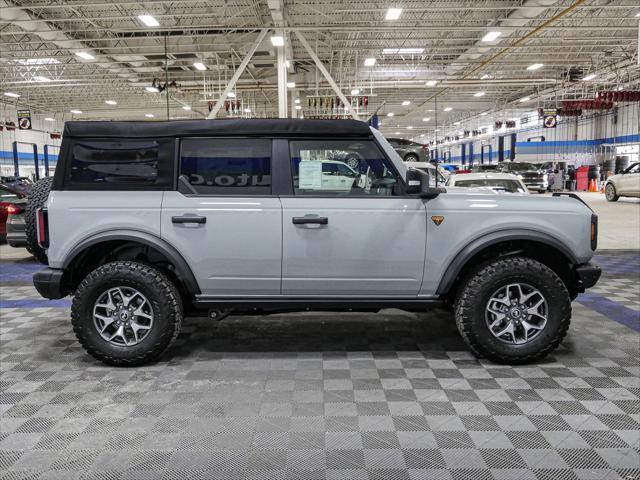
[290,139,400,196]
[625,163,639,174]
[0,187,17,199]
[67,139,173,189]
[180,138,271,195]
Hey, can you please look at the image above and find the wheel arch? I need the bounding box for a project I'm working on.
[62,230,200,297]
[436,229,579,298]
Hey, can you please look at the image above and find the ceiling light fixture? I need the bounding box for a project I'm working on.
[402,100,411,106]
[425,80,437,87]
[385,8,403,20]
[527,63,544,71]
[286,82,296,88]
[3,92,20,98]
[364,57,376,66]
[387,112,394,117]
[474,91,486,97]
[105,100,117,105]
[33,76,51,82]
[138,14,159,27]
[244,108,251,113]
[519,96,531,102]
[270,35,285,47]
[285,60,290,68]
[582,73,596,81]
[70,109,82,114]
[395,131,400,135]
[453,121,460,125]
[227,92,236,98]
[182,105,191,110]
[295,105,302,110]
[481,31,502,42]
[294,98,301,104]
[443,107,452,112]
[75,51,95,60]
[480,112,488,116]
[44,117,55,122]
[351,88,360,95]
[145,113,154,118]
[422,117,430,122]
[16,58,60,65]
[193,62,207,71]
[145,86,159,93]
[407,126,413,129]
[480,74,490,80]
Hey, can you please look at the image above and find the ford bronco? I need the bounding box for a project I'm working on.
[32,119,601,366]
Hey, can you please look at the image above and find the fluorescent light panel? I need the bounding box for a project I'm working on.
[105,100,117,105]
[15,58,59,65]
[402,100,411,105]
[75,51,95,60]
[70,109,82,114]
[351,89,360,95]
[481,31,502,42]
[443,107,452,112]
[425,80,437,87]
[3,92,20,98]
[193,62,206,71]
[145,86,159,92]
[386,112,394,117]
[182,105,191,110]
[519,96,531,102]
[138,14,159,27]
[527,63,544,71]
[270,35,284,47]
[286,82,296,88]
[474,91,486,97]
[582,73,596,81]
[145,113,154,118]
[385,8,402,20]
[44,117,55,122]
[33,76,51,82]
[364,57,376,66]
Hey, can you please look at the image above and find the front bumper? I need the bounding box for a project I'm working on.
[575,262,601,291]
[33,268,66,299]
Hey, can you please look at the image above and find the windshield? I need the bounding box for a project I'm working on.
[453,179,527,193]
[503,162,538,171]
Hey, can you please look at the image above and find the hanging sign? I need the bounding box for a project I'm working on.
[543,109,557,128]
[17,109,32,130]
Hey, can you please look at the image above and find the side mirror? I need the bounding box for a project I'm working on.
[406,168,445,199]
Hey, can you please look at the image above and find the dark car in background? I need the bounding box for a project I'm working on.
[386,138,429,162]
[0,176,32,196]
[0,184,27,245]
[500,162,549,193]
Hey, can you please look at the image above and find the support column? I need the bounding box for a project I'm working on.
[277,42,288,118]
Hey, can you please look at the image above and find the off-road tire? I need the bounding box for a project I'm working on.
[71,261,183,366]
[454,256,571,364]
[605,183,619,202]
[404,153,419,162]
[25,176,53,264]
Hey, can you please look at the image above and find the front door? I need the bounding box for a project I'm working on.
[281,138,427,296]
[161,137,282,296]
[619,163,640,196]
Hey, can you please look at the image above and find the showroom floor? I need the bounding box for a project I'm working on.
[1,196,639,480]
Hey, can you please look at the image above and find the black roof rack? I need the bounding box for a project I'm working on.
[63,118,372,139]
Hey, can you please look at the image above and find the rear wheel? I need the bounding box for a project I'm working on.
[454,256,571,364]
[25,176,53,264]
[71,261,183,366]
[404,153,419,162]
[605,183,619,202]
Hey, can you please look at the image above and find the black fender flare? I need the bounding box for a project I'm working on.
[435,229,578,295]
[62,230,201,295]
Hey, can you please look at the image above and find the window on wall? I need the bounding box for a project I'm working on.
[180,138,271,195]
[68,139,173,188]
[290,139,400,196]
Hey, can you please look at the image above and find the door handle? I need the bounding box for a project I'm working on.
[292,216,328,225]
[172,215,206,224]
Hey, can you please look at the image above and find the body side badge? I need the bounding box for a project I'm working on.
[431,215,445,226]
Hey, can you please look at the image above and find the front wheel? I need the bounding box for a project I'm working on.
[71,261,183,366]
[605,183,619,202]
[454,256,571,364]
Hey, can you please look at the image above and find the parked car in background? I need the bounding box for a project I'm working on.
[446,173,529,194]
[473,164,501,173]
[0,184,26,243]
[386,138,429,162]
[604,162,640,201]
[500,162,549,193]
[405,161,447,186]
[0,176,32,196]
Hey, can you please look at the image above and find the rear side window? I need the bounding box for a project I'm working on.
[67,139,174,189]
[180,138,271,195]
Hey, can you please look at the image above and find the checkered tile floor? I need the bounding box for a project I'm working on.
[1,252,638,480]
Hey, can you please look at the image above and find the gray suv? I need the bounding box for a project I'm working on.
[32,119,600,366]
[386,138,429,162]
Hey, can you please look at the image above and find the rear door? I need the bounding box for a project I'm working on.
[280,138,427,296]
[160,137,282,296]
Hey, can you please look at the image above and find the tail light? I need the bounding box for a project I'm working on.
[5,204,22,215]
[36,207,49,249]
[421,144,428,152]
[590,214,598,251]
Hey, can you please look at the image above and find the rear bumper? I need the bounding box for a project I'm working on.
[6,215,27,247]
[33,268,66,299]
[574,262,601,291]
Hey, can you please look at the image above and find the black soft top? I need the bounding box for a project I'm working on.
[63,118,372,139]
